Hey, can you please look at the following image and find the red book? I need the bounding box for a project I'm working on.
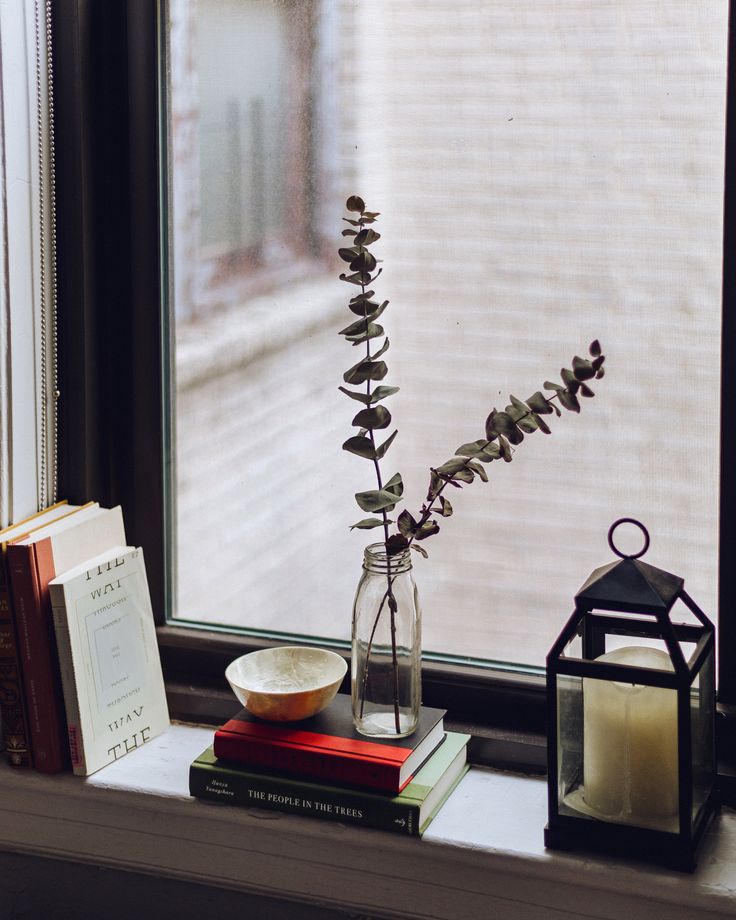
[213,694,445,792]
[7,505,125,774]
[0,502,82,768]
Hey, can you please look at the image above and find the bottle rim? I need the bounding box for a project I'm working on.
[363,541,412,573]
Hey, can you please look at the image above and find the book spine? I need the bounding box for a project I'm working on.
[7,543,68,774]
[0,551,32,767]
[51,595,86,776]
[189,762,420,835]
[213,733,401,792]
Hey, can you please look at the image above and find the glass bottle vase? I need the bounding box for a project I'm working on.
[351,542,421,737]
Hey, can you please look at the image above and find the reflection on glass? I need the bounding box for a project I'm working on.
[166,1,726,666]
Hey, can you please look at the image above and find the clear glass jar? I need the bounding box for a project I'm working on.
[351,543,421,737]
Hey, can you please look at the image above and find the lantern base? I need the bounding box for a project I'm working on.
[545,786,720,873]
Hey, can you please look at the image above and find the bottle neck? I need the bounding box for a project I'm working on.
[363,542,412,575]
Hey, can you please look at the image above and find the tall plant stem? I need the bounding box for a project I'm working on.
[357,216,401,733]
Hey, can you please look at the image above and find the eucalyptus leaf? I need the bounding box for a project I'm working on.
[346,195,366,213]
[498,435,513,462]
[338,247,357,263]
[342,218,362,227]
[489,411,519,438]
[339,271,367,286]
[384,472,404,497]
[415,520,440,541]
[412,543,429,559]
[342,436,376,459]
[370,338,390,360]
[342,228,357,237]
[339,316,373,336]
[560,368,580,393]
[455,439,491,459]
[589,339,602,357]
[362,211,380,220]
[595,366,605,379]
[375,429,398,459]
[350,251,377,273]
[592,355,605,371]
[343,359,388,385]
[479,443,502,460]
[533,413,552,434]
[355,228,380,246]
[454,468,475,484]
[386,533,409,555]
[354,488,401,513]
[364,300,389,323]
[436,457,468,477]
[370,385,400,404]
[346,324,384,344]
[439,496,453,517]
[510,395,529,415]
[544,381,565,392]
[468,461,488,482]
[348,299,380,316]
[572,356,596,381]
[558,389,581,413]
[580,383,595,398]
[338,386,372,405]
[349,290,375,305]
[397,509,418,537]
[526,391,552,414]
[347,299,389,321]
[427,469,442,500]
[350,518,390,530]
[505,404,526,423]
[517,415,538,433]
[352,406,391,430]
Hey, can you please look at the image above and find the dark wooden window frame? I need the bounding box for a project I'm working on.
[52,0,736,784]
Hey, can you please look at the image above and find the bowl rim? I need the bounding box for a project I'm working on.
[225,645,348,696]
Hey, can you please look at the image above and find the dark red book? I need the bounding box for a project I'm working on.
[213,694,445,792]
[0,502,82,768]
[7,505,125,774]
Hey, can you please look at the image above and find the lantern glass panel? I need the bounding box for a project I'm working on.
[690,648,715,824]
[670,597,703,627]
[561,630,583,660]
[555,674,590,820]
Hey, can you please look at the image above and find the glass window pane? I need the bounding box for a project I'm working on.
[165,1,727,667]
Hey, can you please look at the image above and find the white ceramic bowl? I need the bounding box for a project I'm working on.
[225,646,348,722]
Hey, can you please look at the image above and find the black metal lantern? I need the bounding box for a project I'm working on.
[544,518,719,871]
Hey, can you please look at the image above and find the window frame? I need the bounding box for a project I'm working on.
[52,0,736,780]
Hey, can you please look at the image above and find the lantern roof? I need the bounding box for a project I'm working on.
[575,555,684,614]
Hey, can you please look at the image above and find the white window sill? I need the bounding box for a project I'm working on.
[0,724,735,920]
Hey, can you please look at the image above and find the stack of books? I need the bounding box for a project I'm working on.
[0,501,169,776]
[190,695,469,836]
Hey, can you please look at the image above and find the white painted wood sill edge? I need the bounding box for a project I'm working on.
[0,723,735,920]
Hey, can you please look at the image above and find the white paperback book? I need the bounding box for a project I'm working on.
[49,545,170,776]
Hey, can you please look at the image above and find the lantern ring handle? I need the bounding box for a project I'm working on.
[607,518,650,560]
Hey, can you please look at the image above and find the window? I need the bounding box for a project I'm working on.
[52,1,736,741]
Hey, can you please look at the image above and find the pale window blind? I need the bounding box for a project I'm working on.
[168,1,726,667]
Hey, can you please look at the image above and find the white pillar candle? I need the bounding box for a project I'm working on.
[583,646,679,827]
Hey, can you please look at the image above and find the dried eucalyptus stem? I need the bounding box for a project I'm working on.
[338,196,607,729]
[338,195,402,730]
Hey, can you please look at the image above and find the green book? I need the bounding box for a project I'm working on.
[190,731,470,836]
